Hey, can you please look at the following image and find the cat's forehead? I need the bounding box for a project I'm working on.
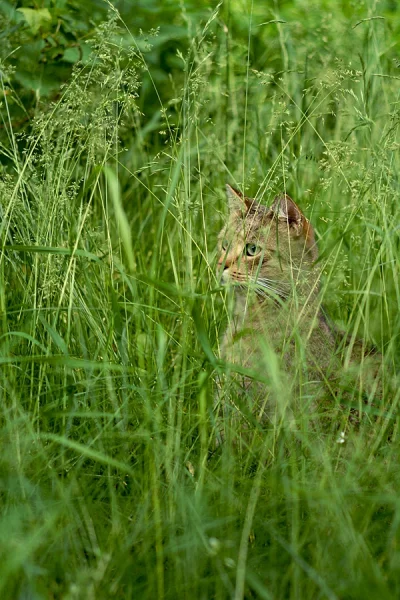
[228,206,271,237]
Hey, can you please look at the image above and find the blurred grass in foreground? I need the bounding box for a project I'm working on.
[1,1,400,598]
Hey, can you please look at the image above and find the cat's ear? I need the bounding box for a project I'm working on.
[270,194,317,257]
[270,194,303,229]
[226,184,254,214]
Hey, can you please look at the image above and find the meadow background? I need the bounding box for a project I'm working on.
[1,0,400,598]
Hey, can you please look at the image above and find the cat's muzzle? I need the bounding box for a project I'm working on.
[219,269,230,285]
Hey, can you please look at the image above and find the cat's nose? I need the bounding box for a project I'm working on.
[217,256,230,271]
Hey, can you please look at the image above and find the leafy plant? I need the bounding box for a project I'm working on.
[1,1,400,598]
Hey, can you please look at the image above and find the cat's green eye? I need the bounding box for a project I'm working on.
[244,243,261,257]
[222,239,229,251]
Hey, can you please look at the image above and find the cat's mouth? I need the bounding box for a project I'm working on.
[220,271,291,300]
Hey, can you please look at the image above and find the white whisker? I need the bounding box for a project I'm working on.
[228,273,293,300]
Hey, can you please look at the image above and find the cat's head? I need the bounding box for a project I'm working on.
[217,185,318,300]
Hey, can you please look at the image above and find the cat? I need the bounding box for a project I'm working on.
[215,184,387,434]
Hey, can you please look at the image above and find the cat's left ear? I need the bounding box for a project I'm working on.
[270,194,317,256]
[270,194,303,231]
[226,184,254,214]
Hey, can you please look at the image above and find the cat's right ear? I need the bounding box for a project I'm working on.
[226,184,253,214]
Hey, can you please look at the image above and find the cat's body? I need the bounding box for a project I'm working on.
[216,185,385,429]
[220,282,336,368]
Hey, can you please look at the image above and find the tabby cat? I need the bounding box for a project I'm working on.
[215,185,383,430]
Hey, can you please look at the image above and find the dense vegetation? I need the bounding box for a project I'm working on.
[1,0,400,598]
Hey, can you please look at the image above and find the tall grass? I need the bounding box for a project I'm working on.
[1,2,400,598]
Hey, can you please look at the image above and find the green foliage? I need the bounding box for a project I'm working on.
[1,1,400,598]
[0,0,210,134]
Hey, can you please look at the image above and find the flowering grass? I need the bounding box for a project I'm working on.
[1,2,400,598]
